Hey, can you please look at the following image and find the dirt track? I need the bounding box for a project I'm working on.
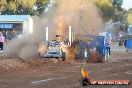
[0,44,132,88]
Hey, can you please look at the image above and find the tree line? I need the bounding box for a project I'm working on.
[0,0,48,15]
[0,0,132,26]
[95,0,132,33]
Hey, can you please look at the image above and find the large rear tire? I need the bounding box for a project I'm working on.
[61,52,66,61]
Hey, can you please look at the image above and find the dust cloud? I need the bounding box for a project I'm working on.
[4,0,103,61]
[46,0,103,38]
[4,18,46,60]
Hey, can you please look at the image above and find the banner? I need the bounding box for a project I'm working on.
[0,24,13,29]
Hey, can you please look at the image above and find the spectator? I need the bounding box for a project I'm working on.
[106,39,111,55]
[124,39,127,47]
[0,33,5,50]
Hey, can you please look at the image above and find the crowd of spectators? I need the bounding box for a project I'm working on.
[0,31,23,50]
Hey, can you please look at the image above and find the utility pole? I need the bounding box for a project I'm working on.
[78,0,83,35]
[76,0,84,41]
[15,0,18,14]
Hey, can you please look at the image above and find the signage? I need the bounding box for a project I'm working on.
[0,24,13,29]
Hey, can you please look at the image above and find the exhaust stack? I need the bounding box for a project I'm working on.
[72,30,75,43]
[46,26,48,43]
[69,26,72,46]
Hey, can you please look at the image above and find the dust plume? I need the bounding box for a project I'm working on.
[19,45,38,60]
[4,18,46,60]
[4,0,103,61]
[41,0,103,40]
[55,16,68,38]
[50,0,103,36]
[48,0,104,62]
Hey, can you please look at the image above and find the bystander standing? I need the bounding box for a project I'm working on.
[0,33,5,50]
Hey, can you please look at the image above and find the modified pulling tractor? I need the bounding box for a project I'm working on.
[38,35,67,61]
